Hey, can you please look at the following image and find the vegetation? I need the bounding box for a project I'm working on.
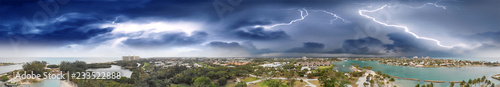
[316,69,351,87]
[47,64,59,68]
[22,61,48,75]
[0,75,9,82]
[217,78,227,86]
[193,77,216,87]
[362,66,372,70]
[262,79,288,87]
[0,62,16,66]
[72,79,133,87]
[60,61,87,72]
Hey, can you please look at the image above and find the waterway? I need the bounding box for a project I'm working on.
[332,60,500,87]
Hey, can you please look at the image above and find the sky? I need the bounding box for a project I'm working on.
[0,0,499,57]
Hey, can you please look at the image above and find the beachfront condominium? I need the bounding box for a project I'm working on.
[123,55,140,61]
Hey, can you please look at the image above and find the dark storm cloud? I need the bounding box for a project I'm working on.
[123,31,208,48]
[286,42,325,53]
[234,28,290,40]
[469,31,500,43]
[208,41,243,48]
[341,37,383,54]
[33,27,112,44]
[0,13,112,46]
[207,41,275,55]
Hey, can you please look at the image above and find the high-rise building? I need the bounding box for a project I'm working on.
[122,55,140,61]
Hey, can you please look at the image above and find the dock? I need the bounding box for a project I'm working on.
[390,76,401,79]
[449,81,463,83]
[403,78,421,81]
[424,80,445,83]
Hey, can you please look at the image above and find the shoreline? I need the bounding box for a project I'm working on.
[492,74,500,80]
[60,80,77,87]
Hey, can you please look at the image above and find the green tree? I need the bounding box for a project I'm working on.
[450,83,454,87]
[193,77,212,87]
[217,78,227,86]
[460,80,465,86]
[47,64,59,68]
[362,66,373,70]
[390,78,395,82]
[22,61,47,75]
[415,83,420,87]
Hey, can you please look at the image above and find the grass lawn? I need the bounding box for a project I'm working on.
[318,65,334,70]
[243,77,259,82]
[224,83,236,87]
[248,80,268,87]
[309,80,321,87]
[170,84,190,87]
[142,63,150,67]
[293,80,307,87]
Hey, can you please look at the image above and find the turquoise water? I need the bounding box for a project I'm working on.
[332,60,500,87]
[23,79,61,87]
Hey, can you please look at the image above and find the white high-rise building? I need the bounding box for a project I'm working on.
[122,55,140,61]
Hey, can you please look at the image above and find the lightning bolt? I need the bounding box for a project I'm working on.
[311,10,351,24]
[394,0,446,9]
[359,5,453,48]
[254,8,350,29]
[254,8,309,29]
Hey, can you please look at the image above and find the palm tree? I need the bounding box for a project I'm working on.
[460,80,465,86]
[472,79,477,87]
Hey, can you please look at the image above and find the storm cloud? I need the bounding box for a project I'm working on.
[0,0,498,57]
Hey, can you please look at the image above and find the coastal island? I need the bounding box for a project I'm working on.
[0,62,18,66]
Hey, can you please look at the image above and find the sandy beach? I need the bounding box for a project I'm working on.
[60,80,77,87]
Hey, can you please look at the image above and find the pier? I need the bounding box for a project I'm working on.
[390,76,401,79]
[449,81,463,83]
[403,78,421,81]
[424,80,445,83]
